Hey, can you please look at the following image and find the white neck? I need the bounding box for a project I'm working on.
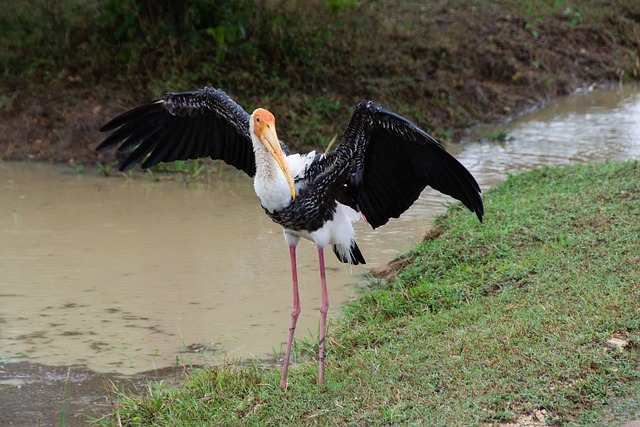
[251,136,293,213]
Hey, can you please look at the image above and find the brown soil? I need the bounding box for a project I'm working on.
[1,2,639,167]
[0,362,184,426]
[0,89,126,167]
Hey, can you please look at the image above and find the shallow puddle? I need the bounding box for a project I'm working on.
[1,84,639,378]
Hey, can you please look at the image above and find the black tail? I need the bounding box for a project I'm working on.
[332,241,366,265]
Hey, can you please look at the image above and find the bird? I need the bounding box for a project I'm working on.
[96,87,484,390]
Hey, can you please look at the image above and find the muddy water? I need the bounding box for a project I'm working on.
[464,84,640,184]
[0,166,370,375]
[1,85,639,380]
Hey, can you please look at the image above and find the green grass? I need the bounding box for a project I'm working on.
[92,161,640,426]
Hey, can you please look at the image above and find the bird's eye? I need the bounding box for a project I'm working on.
[256,117,260,123]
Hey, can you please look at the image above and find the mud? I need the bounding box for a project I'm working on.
[0,361,183,426]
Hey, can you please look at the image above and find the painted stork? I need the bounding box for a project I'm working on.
[97,87,483,390]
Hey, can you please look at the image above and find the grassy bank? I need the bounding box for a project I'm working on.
[93,161,640,426]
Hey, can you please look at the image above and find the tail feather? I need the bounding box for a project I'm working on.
[332,241,366,265]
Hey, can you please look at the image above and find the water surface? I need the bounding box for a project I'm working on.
[1,85,638,374]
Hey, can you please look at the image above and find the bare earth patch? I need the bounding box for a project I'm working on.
[497,409,548,427]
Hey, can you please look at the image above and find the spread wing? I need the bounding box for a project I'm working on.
[97,87,257,176]
[336,101,484,228]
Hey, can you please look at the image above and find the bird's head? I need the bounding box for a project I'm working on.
[252,108,296,199]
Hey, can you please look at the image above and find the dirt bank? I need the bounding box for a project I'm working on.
[1,1,639,166]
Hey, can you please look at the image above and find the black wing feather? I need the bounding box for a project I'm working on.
[97,114,159,153]
[98,88,256,176]
[140,120,185,167]
[338,101,483,228]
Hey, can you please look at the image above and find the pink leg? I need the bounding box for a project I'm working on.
[317,246,328,385]
[280,244,300,390]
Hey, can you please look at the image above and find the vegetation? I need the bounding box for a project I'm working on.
[93,161,640,426]
[1,0,639,161]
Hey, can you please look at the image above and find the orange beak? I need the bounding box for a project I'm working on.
[257,123,296,200]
